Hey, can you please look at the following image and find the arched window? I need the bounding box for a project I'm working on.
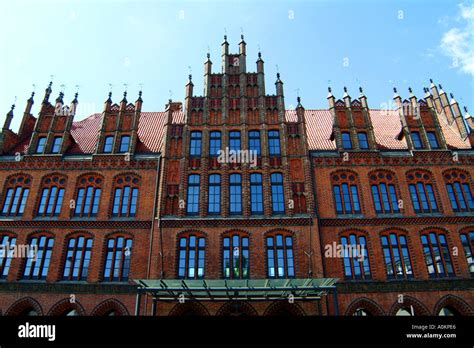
[229,174,242,215]
[73,174,103,218]
[229,131,241,152]
[112,174,140,217]
[407,170,439,213]
[178,233,205,279]
[341,233,371,280]
[1,174,31,217]
[209,131,221,157]
[369,171,400,214]
[22,235,54,280]
[443,170,474,213]
[37,174,67,217]
[0,234,16,279]
[186,174,200,215]
[460,230,473,275]
[63,235,93,281]
[223,233,249,279]
[103,236,133,282]
[266,232,295,278]
[271,173,285,214]
[421,232,454,278]
[268,130,281,156]
[381,232,413,279]
[189,131,202,157]
[250,173,263,215]
[208,174,221,215]
[332,172,361,215]
[248,130,261,156]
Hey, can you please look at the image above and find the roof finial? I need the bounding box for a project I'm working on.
[430,78,433,83]
[343,86,347,93]
[408,87,413,93]
[188,74,192,81]
[276,72,280,80]
[450,93,454,99]
[328,87,332,93]
[297,96,301,103]
[438,84,443,89]
[207,52,210,59]
[464,106,468,113]
[359,86,363,93]
[393,87,397,93]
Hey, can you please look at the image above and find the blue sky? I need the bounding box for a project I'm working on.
[0,0,473,132]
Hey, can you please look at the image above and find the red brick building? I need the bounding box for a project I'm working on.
[0,36,472,316]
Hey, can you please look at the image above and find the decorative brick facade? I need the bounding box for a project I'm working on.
[0,36,472,316]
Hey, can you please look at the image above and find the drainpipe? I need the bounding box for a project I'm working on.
[145,154,162,314]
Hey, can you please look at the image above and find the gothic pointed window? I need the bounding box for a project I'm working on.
[460,230,474,275]
[22,234,54,280]
[1,174,31,217]
[331,172,361,215]
[381,232,413,279]
[223,233,249,279]
[37,174,67,217]
[266,232,295,278]
[369,171,400,214]
[73,174,103,218]
[421,232,454,278]
[112,174,140,217]
[341,233,371,280]
[178,233,206,279]
[0,233,16,279]
[103,235,133,282]
[407,170,439,214]
[443,169,474,213]
[63,235,93,281]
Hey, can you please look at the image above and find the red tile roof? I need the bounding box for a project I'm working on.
[13,108,469,155]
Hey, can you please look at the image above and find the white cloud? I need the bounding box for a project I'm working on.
[440,3,474,75]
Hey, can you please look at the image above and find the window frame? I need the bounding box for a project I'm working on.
[177,234,206,279]
[222,233,250,279]
[266,233,295,279]
[22,235,55,281]
[250,173,264,215]
[62,235,93,281]
[421,232,455,278]
[380,233,414,279]
[103,236,133,282]
[186,174,200,215]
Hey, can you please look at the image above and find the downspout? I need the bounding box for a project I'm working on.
[309,151,329,314]
[145,154,162,313]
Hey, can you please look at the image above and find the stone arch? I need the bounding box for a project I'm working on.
[5,297,43,316]
[47,298,86,316]
[90,298,130,316]
[433,295,473,316]
[264,301,305,316]
[168,301,210,316]
[216,301,258,316]
[344,297,385,316]
[389,295,430,316]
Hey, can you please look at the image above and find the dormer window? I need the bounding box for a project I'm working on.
[427,132,440,149]
[342,132,352,150]
[119,135,130,153]
[358,132,369,149]
[51,137,62,154]
[36,137,47,154]
[411,132,424,149]
[103,136,113,153]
